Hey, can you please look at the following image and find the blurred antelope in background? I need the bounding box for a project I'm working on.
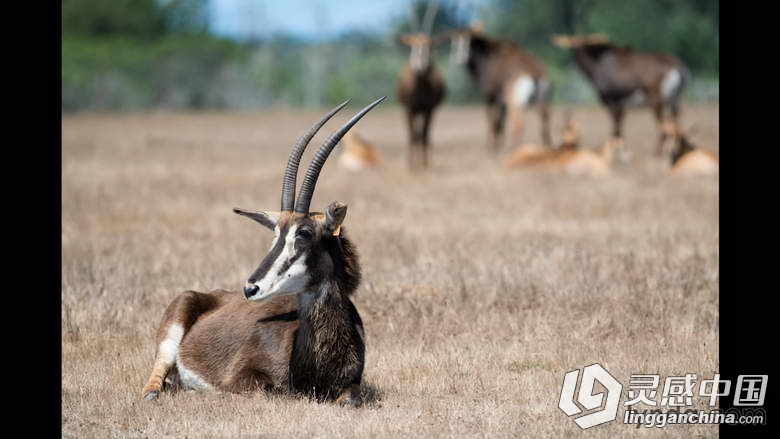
[505,113,622,177]
[338,130,382,171]
[553,34,690,157]
[397,1,446,169]
[141,97,385,407]
[449,23,553,152]
[664,123,719,176]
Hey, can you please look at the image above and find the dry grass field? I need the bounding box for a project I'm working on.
[62,104,719,437]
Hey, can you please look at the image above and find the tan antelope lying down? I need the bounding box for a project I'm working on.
[141,97,385,407]
[664,123,719,176]
[338,130,382,171]
[505,116,623,177]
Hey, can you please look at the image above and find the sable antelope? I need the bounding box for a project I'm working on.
[448,24,553,151]
[665,123,719,176]
[552,34,690,157]
[505,116,622,177]
[338,130,382,171]
[141,97,385,407]
[397,1,446,168]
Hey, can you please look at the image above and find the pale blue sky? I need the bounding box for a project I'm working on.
[209,0,487,40]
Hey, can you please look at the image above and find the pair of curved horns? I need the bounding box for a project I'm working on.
[280,96,386,214]
[408,1,439,35]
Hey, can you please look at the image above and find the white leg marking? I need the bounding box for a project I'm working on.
[158,324,184,366]
[509,76,535,107]
[660,69,682,101]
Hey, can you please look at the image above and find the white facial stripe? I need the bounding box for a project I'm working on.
[158,324,184,366]
[410,44,430,71]
[453,35,470,64]
[250,224,310,299]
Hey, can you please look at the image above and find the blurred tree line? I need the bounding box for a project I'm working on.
[62,0,718,112]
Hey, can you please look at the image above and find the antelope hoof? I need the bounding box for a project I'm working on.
[336,386,363,408]
[143,390,160,401]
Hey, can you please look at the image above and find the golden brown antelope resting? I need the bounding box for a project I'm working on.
[397,1,446,169]
[505,115,623,177]
[338,130,382,171]
[141,97,385,407]
[552,34,690,157]
[664,123,719,176]
[448,24,553,152]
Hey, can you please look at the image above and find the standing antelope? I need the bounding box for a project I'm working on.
[449,24,553,151]
[397,1,446,168]
[141,97,385,407]
[665,123,719,176]
[552,34,690,157]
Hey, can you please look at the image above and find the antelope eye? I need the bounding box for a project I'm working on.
[296,228,313,240]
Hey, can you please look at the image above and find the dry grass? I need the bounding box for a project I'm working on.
[62,104,719,437]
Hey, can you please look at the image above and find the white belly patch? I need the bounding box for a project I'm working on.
[660,69,682,101]
[176,355,215,391]
[508,75,535,107]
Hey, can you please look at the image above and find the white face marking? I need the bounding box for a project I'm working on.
[660,68,682,101]
[176,355,215,391]
[410,43,431,72]
[158,324,184,366]
[248,224,311,301]
[452,35,470,65]
[509,75,536,107]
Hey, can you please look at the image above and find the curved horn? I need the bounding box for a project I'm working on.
[422,1,439,35]
[294,97,386,213]
[281,99,350,211]
[407,3,421,33]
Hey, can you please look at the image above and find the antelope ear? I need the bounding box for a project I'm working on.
[324,201,347,236]
[233,208,279,230]
[397,34,412,46]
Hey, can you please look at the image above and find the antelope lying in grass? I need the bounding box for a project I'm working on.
[397,1,446,168]
[141,97,385,407]
[505,116,622,177]
[338,130,382,171]
[553,33,689,157]
[449,23,553,151]
[665,123,719,176]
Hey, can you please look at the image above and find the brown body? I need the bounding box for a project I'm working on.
[451,27,553,151]
[142,98,386,406]
[553,34,689,156]
[338,130,382,171]
[397,34,447,169]
[143,229,365,403]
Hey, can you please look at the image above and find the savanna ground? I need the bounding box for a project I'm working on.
[63,103,719,438]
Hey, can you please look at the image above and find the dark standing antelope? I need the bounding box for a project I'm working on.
[552,34,690,157]
[397,2,446,168]
[141,97,385,407]
[449,24,553,151]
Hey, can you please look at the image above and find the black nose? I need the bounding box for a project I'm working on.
[244,284,259,298]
